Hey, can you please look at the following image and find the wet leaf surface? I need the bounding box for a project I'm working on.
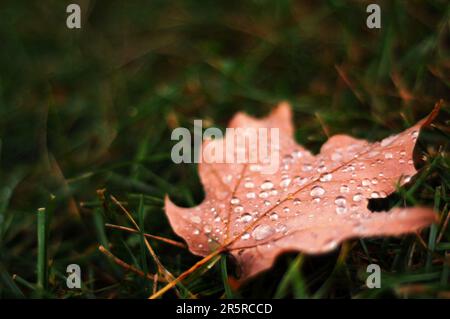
[165,102,439,281]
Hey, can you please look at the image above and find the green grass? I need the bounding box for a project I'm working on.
[0,0,449,299]
[36,207,49,296]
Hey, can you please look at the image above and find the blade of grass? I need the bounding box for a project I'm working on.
[36,207,48,296]
[359,239,373,264]
[137,195,149,278]
[274,254,307,299]
[426,187,440,271]
[13,274,36,291]
[0,263,25,298]
[220,255,234,299]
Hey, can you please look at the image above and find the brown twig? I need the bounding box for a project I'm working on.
[105,223,187,249]
[152,273,158,295]
[110,195,195,298]
[415,232,429,250]
[149,248,224,299]
[314,112,330,138]
[110,196,170,276]
[98,245,163,282]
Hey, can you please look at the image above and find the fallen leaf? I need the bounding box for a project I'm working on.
[165,102,439,281]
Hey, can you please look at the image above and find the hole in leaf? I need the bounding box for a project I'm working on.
[367,192,401,212]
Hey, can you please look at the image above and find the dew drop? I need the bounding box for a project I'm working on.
[190,216,201,224]
[340,185,350,193]
[259,191,269,199]
[234,205,244,213]
[381,135,397,147]
[384,152,393,159]
[370,191,380,198]
[223,175,232,183]
[320,173,333,182]
[362,179,371,187]
[335,206,347,215]
[261,180,274,190]
[310,186,325,197]
[246,192,256,199]
[294,150,303,158]
[244,181,255,189]
[331,152,343,161]
[276,223,287,233]
[193,229,200,235]
[269,212,279,221]
[230,197,240,205]
[353,193,363,202]
[317,165,327,173]
[283,207,290,213]
[294,176,308,186]
[240,213,253,223]
[241,232,250,240]
[302,164,313,172]
[334,196,347,207]
[264,200,271,206]
[280,178,291,188]
[203,225,212,234]
[293,198,301,205]
[252,224,275,241]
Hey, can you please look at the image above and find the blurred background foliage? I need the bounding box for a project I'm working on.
[0,0,449,298]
